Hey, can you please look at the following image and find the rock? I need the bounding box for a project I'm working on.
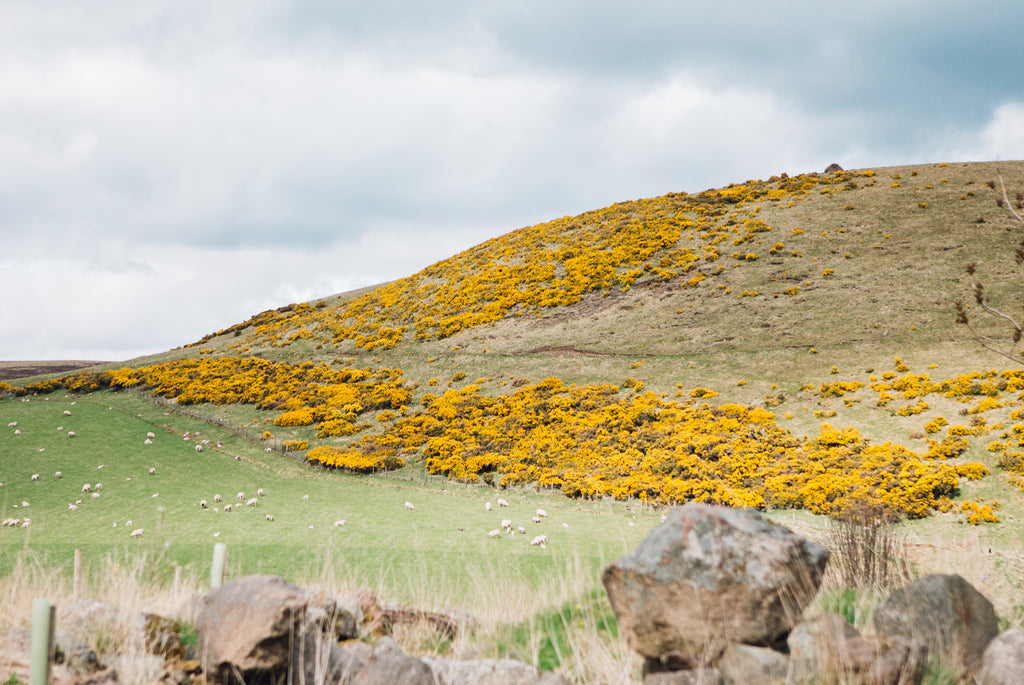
[787,614,926,684]
[350,637,435,685]
[976,628,1024,685]
[873,574,999,679]
[602,503,829,665]
[197,574,354,685]
[717,643,788,685]
[142,613,185,660]
[305,584,361,641]
[643,667,725,685]
[422,655,561,685]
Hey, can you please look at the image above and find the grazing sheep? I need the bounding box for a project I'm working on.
[257,488,265,497]
[20,519,29,528]
[20,501,30,508]
[334,520,347,527]
[144,438,152,445]
[129,528,144,538]
[200,499,208,508]
[536,508,548,518]
[147,432,156,439]
[67,431,75,438]
[213,508,219,513]
[126,520,132,527]
[2,518,21,527]
[63,410,71,416]
[91,492,101,499]
[236,492,245,501]
[265,514,274,521]
[223,504,232,512]
[404,501,415,510]
[531,516,541,524]
[82,484,91,494]
[54,471,61,479]
[487,529,501,538]
[302,495,309,501]
[13,429,19,435]
[246,498,258,507]
[497,498,509,508]
[485,502,492,512]
[501,519,513,532]
[518,526,526,534]
[68,504,78,511]
[214,494,222,502]
[95,483,102,491]
[530,535,548,547]
[148,468,156,475]
[6,421,15,428]
[195,444,203,453]
[30,474,39,481]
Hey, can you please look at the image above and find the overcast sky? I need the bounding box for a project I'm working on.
[2,1,1023,361]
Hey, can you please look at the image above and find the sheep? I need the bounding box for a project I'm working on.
[497,498,509,508]
[54,471,61,479]
[151,493,159,498]
[213,508,219,513]
[213,532,220,538]
[531,516,541,524]
[223,504,232,512]
[6,422,15,427]
[30,474,39,481]
[530,535,548,547]
[302,495,309,501]
[82,484,92,494]
[20,501,30,508]
[536,508,548,518]
[2,518,21,527]
[487,529,501,538]
[144,439,152,445]
[91,492,101,499]
[246,498,258,507]
[68,504,78,511]
[236,492,245,501]
[95,483,102,491]
[147,432,156,439]
[63,410,72,416]
[501,519,513,532]
[200,499,208,508]
[195,444,203,453]
[404,501,415,510]
[485,502,492,512]
[257,488,265,497]
[265,514,274,521]
[13,429,19,435]
[125,520,133,527]
[334,520,347,527]
[67,431,75,438]
[148,468,156,475]
[129,528,144,538]
[518,526,526,534]
[214,494,222,502]
[20,519,30,528]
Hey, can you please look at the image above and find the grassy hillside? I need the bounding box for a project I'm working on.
[3,161,1024,672]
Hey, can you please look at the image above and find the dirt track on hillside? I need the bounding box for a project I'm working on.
[0,360,109,382]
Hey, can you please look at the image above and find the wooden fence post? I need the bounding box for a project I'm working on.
[210,543,227,589]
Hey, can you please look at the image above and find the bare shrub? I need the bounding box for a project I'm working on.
[825,500,911,592]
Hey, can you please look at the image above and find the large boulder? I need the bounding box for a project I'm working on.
[422,655,568,685]
[974,628,1024,685]
[196,575,358,685]
[873,574,999,680]
[602,504,830,666]
[716,643,788,685]
[349,637,435,685]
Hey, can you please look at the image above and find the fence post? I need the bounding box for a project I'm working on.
[210,543,227,589]
[73,548,82,598]
[30,598,54,685]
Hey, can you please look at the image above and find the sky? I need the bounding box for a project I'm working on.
[2,1,1023,361]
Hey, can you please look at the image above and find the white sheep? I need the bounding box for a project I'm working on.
[82,484,92,494]
[531,516,541,524]
[497,498,509,508]
[257,488,265,497]
[302,494,309,501]
[530,535,548,547]
[13,429,19,435]
[6,421,15,427]
[125,520,133,526]
[246,497,258,507]
[404,501,415,510]
[20,519,29,528]
[334,520,347,527]
[536,508,548,518]
[485,502,492,512]
[501,519,513,532]
[67,431,76,438]
[147,432,156,439]
[68,504,78,511]
[487,529,501,538]
[265,514,274,521]
[144,439,153,445]
[214,494,222,502]
[20,501,30,508]
[30,474,39,481]
[200,499,208,508]
[149,468,156,475]
[92,492,101,499]
[63,410,71,416]
[236,492,245,501]
[54,471,61,479]
[518,526,526,534]
[213,532,220,538]
[95,483,102,491]
[195,444,203,453]
[129,528,144,538]
[223,504,232,512]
